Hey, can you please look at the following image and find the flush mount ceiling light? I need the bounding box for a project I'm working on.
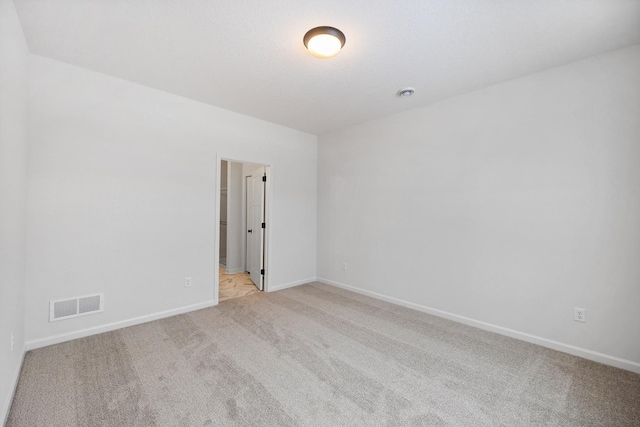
[303,26,346,59]
[397,87,415,97]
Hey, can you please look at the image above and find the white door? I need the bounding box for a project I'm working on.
[246,168,265,290]
[246,175,254,280]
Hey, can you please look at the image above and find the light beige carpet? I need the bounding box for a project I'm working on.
[7,283,640,426]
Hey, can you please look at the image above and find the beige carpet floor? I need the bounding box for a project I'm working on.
[7,283,640,426]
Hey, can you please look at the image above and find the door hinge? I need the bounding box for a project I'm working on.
[261,222,266,228]
[260,269,265,275]
[262,175,266,182]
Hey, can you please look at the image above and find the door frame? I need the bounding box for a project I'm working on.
[213,154,271,305]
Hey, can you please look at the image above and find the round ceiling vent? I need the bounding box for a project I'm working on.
[397,88,415,97]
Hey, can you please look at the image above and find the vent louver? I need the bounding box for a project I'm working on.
[50,293,104,322]
[53,299,78,319]
[79,295,101,314]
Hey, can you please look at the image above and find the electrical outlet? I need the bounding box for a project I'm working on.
[342,262,347,271]
[10,333,15,352]
[185,277,192,288]
[574,307,586,323]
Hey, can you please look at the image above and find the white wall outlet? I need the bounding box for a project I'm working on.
[574,307,586,322]
[185,277,192,288]
[342,262,347,271]
[10,333,15,352]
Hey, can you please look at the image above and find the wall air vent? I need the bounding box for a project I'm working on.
[50,293,104,322]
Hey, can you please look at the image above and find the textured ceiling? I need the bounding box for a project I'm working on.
[13,0,640,135]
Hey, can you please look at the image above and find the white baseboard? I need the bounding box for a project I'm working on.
[25,300,216,351]
[2,343,26,426]
[317,277,640,374]
[269,277,317,292]
[224,267,245,274]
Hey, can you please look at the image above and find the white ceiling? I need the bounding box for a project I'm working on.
[13,0,640,135]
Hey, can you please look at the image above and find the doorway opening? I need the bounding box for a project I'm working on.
[216,158,269,303]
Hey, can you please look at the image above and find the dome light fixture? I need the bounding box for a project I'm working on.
[397,87,415,97]
[303,26,346,59]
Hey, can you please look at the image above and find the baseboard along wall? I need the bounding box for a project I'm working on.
[21,277,640,376]
[316,277,640,375]
[26,277,316,352]
[268,277,318,293]
[2,344,26,426]
[25,300,215,351]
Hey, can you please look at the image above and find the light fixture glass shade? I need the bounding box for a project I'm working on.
[304,26,346,59]
[307,34,342,58]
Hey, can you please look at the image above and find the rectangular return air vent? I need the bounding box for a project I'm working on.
[50,293,104,322]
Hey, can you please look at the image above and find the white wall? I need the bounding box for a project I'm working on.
[25,55,317,346]
[225,161,245,273]
[318,45,640,370]
[0,0,29,421]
